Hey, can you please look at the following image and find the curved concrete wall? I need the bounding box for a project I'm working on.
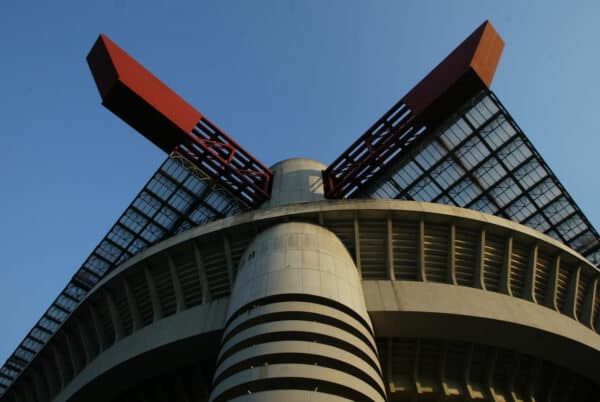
[209,222,385,402]
[4,200,600,402]
[260,158,326,209]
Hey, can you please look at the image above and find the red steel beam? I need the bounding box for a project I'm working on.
[323,21,504,199]
[87,34,272,207]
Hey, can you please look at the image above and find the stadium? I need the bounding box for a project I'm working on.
[1,20,599,401]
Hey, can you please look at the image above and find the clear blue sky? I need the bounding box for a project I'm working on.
[1,1,599,363]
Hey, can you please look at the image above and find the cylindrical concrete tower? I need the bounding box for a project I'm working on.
[209,159,386,401]
[209,222,386,402]
[260,158,326,209]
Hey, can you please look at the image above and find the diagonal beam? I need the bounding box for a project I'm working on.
[87,34,272,208]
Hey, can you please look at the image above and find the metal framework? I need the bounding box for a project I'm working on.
[1,32,277,399]
[176,116,272,207]
[87,34,272,208]
[364,90,600,267]
[323,20,504,199]
[0,156,244,396]
[323,100,427,199]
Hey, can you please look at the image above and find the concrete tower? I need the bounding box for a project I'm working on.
[210,159,385,401]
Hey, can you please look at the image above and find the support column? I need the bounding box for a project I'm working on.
[386,214,395,281]
[144,265,163,322]
[417,219,426,282]
[353,212,362,276]
[208,222,386,402]
[167,253,186,312]
[565,266,581,319]
[524,244,538,303]
[123,278,143,330]
[193,241,211,303]
[448,224,457,285]
[474,229,486,289]
[500,236,513,295]
[545,255,560,311]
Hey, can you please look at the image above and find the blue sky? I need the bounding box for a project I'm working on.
[1,1,599,363]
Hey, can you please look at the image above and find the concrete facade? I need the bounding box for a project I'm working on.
[3,159,600,402]
[209,222,385,401]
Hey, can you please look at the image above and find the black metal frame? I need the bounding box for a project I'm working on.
[364,90,600,267]
[0,156,244,397]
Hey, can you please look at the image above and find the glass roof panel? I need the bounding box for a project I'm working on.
[364,90,600,268]
[0,155,245,396]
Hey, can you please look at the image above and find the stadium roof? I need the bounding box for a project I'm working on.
[361,89,600,267]
[0,156,243,396]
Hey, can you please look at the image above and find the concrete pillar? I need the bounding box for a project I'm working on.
[259,158,325,209]
[208,222,386,402]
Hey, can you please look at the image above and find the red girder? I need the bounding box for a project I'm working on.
[87,34,272,208]
[323,21,504,199]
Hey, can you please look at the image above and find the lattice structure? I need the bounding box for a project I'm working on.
[323,20,504,200]
[363,90,600,267]
[0,156,243,396]
[87,34,272,208]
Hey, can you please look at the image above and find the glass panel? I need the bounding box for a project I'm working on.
[480,115,515,150]
[55,295,77,312]
[127,238,149,255]
[466,95,497,127]
[455,136,490,169]
[64,283,86,301]
[497,137,532,170]
[107,224,134,249]
[570,230,596,251]
[47,306,68,322]
[140,223,165,243]
[431,158,464,188]
[120,208,149,233]
[440,117,472,149]
[39,317,59,333]
[415,141,445,170]
[473,157,506,187]
[557,215,585,241]
[0,367,18,378]
[95,240,122,263]
[449,178,480,205]
[392,160,423,189]
[189,204,217,225]
[84,255,111,276]
[408,176,441,201]
[529,178,561,208]
[133,191,162,217]
[206,191,234,214]
[22,338,42,353]
[436,195,456,206]
[505,195,536,222]
[490,177,521,207]
[183,174,209,195]
[162,158,189,182]
[544,197,575,225]
[153,205,179,229]
[31,328,51,343]
[169,188,195,213]
[587,250,600,266]
[469,196,498,214]
[14,348,34,362]
[513,159,547,189]
[524,213,551,233]
[147,172,177,201]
